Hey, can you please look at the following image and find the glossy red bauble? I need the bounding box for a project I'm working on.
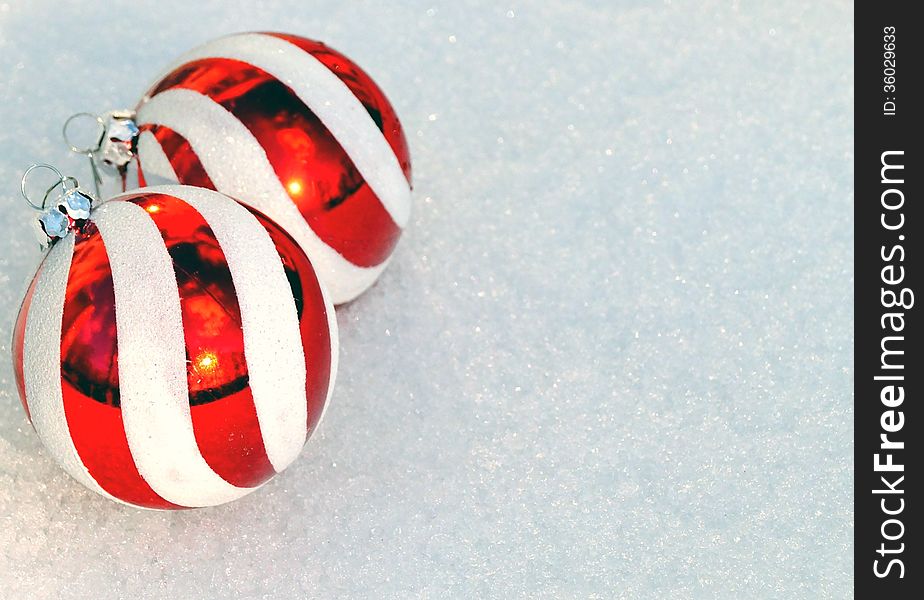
[12,185,337,508]
[133,32,413,303]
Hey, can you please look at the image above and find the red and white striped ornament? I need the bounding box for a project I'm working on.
[12,184,337,509]
[133,32,412,304]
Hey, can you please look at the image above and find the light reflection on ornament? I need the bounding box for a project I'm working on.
[195,350,218,373]
[287,180,303,196]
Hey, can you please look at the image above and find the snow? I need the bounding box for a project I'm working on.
[0,1,853,597]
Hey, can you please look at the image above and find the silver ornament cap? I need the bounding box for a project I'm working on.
[97,110,140,169]
[21,164,96,249]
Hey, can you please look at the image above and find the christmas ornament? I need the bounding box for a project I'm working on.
[69,32,413,304]
[12,168,338,509]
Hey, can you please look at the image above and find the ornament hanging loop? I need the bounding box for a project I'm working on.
[21,163,79,211]
[62,112,106,155]
[62,112,107,198]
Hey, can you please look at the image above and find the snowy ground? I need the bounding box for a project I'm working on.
[0,1,852,598]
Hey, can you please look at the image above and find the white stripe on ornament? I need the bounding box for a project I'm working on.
[136,87,389,304]
[144,31,411,228]
[152,184,311,472]
[22,235,122,503]
[136,130,180,185]
[93,199,252,507]
[139,134,339,433]
[313,255,340,435]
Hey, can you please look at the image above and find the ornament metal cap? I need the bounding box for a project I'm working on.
[62,110,139,196]
[21,163,96,249]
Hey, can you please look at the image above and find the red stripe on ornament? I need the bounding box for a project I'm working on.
[250,209,332,435]
[144,56,402,268]
[12,260,42,422]
[122,192,277,487]
[60,222,178,508]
